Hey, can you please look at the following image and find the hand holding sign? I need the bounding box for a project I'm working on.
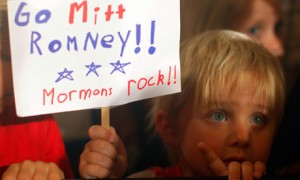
[79,125,128,178]
[7,0,180,118]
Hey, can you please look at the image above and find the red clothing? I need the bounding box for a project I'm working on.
[150,165,183,177]
[0,97,73,178]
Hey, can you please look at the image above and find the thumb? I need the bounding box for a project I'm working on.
[109,127,127,155]
[108,127,128,178]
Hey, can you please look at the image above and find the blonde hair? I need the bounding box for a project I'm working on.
[180,0,282,42]
[151,30,286,127]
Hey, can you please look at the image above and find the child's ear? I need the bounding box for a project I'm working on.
[154,110,179,146]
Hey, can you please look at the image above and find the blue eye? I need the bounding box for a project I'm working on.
[248,26,259,36]
[251,114,265,125]
[211,112,226,122]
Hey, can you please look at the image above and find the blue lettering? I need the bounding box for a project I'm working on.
[14,2,29,26]
[30,31,42,55]
[84,32,99,50]
[48,40,62,53]
[101,35,113,48]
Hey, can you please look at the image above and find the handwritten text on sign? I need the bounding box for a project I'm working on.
[8,0,181,117]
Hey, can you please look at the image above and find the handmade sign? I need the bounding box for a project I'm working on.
[7,0,180,117]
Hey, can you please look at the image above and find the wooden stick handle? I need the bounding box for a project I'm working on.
[101,107,110,128]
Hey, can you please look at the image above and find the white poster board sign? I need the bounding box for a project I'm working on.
[7,0,180,117]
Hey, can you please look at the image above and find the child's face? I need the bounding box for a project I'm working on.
[175,87,277,176]
[236,0,284,57]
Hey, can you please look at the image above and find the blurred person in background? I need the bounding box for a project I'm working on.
[0,2,73,179]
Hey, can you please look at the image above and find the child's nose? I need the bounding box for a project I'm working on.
[228,121,251,147]
[265,33,284,58]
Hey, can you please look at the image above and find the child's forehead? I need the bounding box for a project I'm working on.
[207,89,268,105]
[196,76,271,108]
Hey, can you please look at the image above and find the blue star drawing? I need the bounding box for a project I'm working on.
[85,62,101,77]
[110,60,131,75]
[55,68,74,83]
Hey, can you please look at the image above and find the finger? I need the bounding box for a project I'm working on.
[88,125,111,141]
[85,139,118,159]
[82,151,114,169]
[228,161,241,180]
[83,126,127,178]
[109,127,127,155]
[241,161,253,180]
[80,163,110,179]
[46,162,64,180]
[197,142,227,176]
[88,127,126,159]
[253,161,265,179]
[32,162,47,180]
[48,171,63,180]
[2,163,20,180]
[18,160,35,179]
[109,127,128,178]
